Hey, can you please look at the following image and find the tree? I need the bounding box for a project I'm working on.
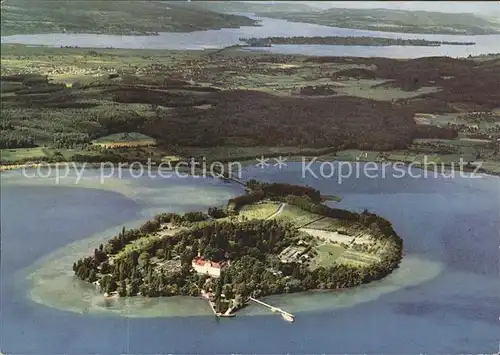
[138,251,151,269]
[222,284,234,300]
[88,269,98,283]
[118,280,127,297]
[106,279,117,293]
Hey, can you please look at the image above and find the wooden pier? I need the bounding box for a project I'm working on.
[249,297,295,322]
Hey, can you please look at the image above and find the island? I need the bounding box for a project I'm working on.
[240,36,476,47]
[73,180,403,317]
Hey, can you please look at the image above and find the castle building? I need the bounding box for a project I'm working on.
[191,255,226,278]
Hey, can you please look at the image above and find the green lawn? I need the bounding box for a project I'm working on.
[239,202,281,220]
[305,217,343,231]
[272,204,322,227]
[0,147,48,162]
[337,250,380,266]
[0,147,94,163]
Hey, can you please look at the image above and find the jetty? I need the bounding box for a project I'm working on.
[249,297,295,322]
[201,290,235,318]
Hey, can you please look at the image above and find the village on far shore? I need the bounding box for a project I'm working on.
[73,180,403,321]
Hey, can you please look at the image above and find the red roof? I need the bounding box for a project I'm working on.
[192,257,226,269]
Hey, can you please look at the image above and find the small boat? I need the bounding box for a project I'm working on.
[218,313,236,318]
[282,313,295,323]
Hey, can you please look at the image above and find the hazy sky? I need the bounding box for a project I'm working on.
[261,1,500,17]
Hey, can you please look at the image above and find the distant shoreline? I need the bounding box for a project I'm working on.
[240,36,476,47]
[2,156,498,178]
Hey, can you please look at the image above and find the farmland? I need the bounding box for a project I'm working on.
[1,44,499,175]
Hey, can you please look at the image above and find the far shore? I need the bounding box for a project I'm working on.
[1,155,498,178]
[240,36,476,47]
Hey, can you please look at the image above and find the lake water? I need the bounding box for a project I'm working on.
[1,164,499,354]
[2,16,500,58]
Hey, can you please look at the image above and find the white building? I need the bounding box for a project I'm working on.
[192,257,226,277]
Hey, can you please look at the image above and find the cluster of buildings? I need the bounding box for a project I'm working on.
[279,245,309,264]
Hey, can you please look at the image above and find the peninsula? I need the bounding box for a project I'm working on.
[73,180,403,316]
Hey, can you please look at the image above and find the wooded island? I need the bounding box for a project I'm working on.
[73,180,403,315]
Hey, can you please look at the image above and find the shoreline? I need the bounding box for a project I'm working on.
[240,36,476,47]
[1,156,499,178]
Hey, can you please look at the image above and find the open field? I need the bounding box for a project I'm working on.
[0,147,48,162]
[337,250,381,266]
[271,204,322,227]
[227,200,383,271]
[331,79,440,101]
[112,224,184,261]
[300,228,354,245]
[310,243,346,269]
[305,217,343,231]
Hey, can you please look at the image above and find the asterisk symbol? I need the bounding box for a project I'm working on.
[273,156,287,169]
[256,155,269,169]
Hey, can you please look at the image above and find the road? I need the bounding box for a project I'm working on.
[266,203,286,220]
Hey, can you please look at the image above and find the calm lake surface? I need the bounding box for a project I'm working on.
[2,16,500,58]
[1,163,499,354]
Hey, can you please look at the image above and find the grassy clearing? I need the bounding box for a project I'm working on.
[239,202,281,220]
[311,243,346,269]
[305,217,343,231]
[113,226,183,261]
[272,204,322,227]
[333,79,439,101]
[117,236,158,259]
[0,147,48,162]
[232,71,439,101]
[337,250,380,266]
